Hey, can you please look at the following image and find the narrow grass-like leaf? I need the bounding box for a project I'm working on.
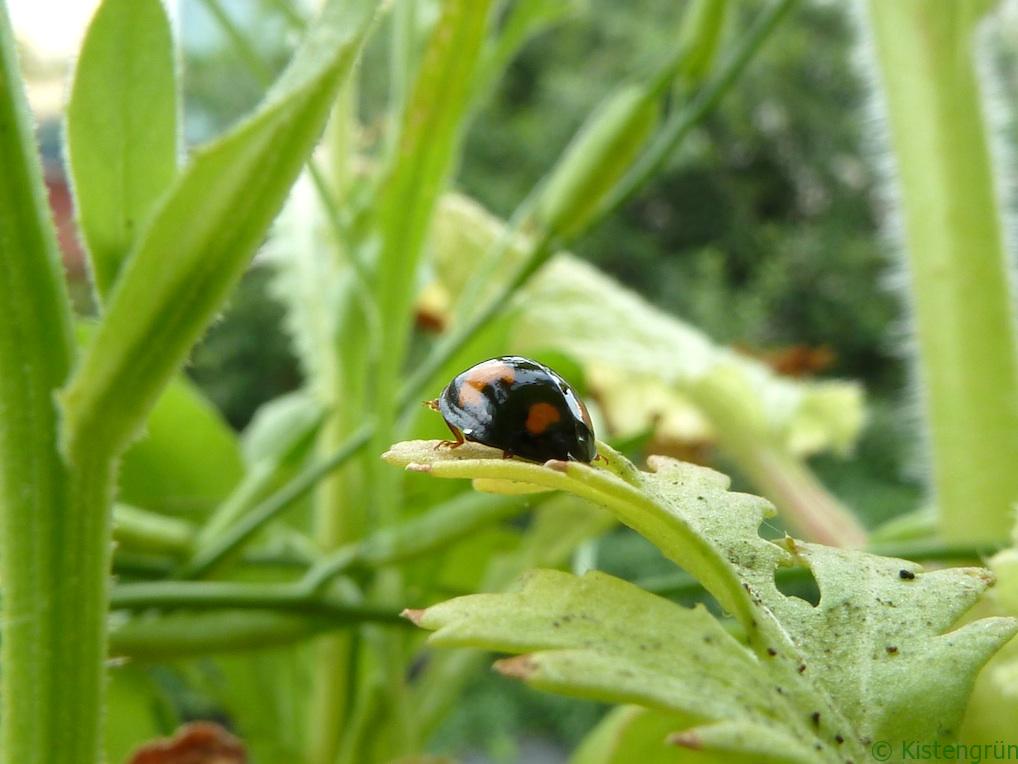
[534,84,660,239]
[66,0,178,302]
[60,0,379,461]
[388,441,1016,758]
[368,0,496,481]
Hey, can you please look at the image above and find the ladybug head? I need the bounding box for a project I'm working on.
[569,417,597,462]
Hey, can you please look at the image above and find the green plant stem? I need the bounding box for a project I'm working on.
[308,45,370,764]
[309,399,364,764]
[113,504,195,556]
[110,611,340,661]
[0,4,104,762]
[110,580,406,623]
[866,0,1018,542]
[388,0,416,150]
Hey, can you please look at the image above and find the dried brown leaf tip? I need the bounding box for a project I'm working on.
[401,608,426,626]
[128,722,245,764]
[668,730,703,749]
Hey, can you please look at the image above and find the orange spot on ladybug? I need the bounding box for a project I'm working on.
[525,402,561,435]
[458,360,515,409]
[464,360,516,390]
[456,381,486,409]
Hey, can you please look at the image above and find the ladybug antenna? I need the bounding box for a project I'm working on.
[423,399,441,412]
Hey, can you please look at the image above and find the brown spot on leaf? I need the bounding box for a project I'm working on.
[495,655,539,679]
[128,722,245,764]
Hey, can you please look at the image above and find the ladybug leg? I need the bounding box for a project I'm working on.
[501,449,514,460]
[436,421,466,450]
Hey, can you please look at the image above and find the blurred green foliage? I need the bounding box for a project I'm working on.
[172,0,929,755]
[186,0,915,507]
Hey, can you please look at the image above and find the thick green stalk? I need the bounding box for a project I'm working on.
[0,4,102,763]
[866,0,1018,541]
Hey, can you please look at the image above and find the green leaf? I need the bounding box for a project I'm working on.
[66,0,178,302]
[185,649,312,763]
[571,706,700,764]
[105,666,176,764]
[387,441,1016,759]
[59,0,379,461]
[119,376,244,519]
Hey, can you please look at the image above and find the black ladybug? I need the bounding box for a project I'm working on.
[428,356,597,463]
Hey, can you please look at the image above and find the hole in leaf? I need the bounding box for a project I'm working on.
[774,563,821,607]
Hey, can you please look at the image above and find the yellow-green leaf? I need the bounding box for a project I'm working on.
[60,0,379,461]
[66,0,178,301]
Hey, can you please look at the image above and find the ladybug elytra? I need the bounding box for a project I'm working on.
[428,356,597,463]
